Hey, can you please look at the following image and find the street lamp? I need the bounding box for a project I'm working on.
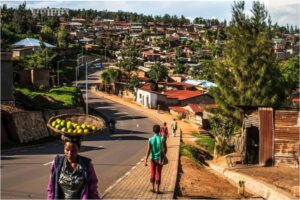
[57,59,64,86]
[76,45,84,87]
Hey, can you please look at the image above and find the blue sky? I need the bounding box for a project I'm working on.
[2,0,299,26]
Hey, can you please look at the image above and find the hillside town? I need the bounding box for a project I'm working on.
[1,1,299,199]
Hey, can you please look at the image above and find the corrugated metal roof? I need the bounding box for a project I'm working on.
[13,38,55,48]
[184,79,217,88]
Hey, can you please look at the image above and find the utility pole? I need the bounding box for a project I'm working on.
[57,59,64,86]
[85,61,88,114]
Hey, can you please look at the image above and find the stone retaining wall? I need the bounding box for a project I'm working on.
[2,107,84,144]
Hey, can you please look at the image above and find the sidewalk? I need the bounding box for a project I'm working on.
[90,90,295,200]
[90,90,197,199]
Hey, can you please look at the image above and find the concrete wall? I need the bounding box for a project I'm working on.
[31,69,50,87]
[2,107,84,144]
[1,122,10,144]
[136,89,155,108]
[19,70,32,85]
[1,53,14,102]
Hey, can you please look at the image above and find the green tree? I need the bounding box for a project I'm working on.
[212,1,286,126]
[100,70,111,92]
[117,37,140,79]
[173,61,186,74]
[24,54,45,69]
[279,55,300,105]
[100,68,121,93]
[148,62,168,83]
[126,75,140,92]
[56,26,68,48]
[12,2,34,34]
[190,60,214,81]
[41,25,55,44]
[45,17,60,30]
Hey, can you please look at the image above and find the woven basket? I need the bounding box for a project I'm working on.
[47,114,105,136]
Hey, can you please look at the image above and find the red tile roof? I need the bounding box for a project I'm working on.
[163,90,203,100]
[169,106,187,113]
[292,98,300,103]
[187,104,203,113]
[140,84,152,92]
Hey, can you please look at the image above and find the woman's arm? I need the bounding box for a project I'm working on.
[144,141,150,166]
[47,161,55,200]
[88,162,101,199]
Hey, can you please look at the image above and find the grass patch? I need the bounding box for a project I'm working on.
[180,143,212,165]
[192,132,215,155]
[180,143,203,162]
[15,86,83,109]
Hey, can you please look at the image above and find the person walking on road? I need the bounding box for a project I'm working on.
[160,122,169,154]
[47,135,100,200]
[171,118,178,137]
[145,125,165,194]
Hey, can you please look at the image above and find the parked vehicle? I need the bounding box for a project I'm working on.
[94,63,102,69]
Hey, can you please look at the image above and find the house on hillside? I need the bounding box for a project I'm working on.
[163,90,213,106]
[169,106,188,118]
[170,74,187,82]
[158,82,196,91]
[136,84,166,109]
[184,103,217,128]
[185,79,217,92]
[136,66,151,78]
[142,50,161,62]
[12,47,34,59]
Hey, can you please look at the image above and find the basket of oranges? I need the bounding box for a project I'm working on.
[47,114,105,136]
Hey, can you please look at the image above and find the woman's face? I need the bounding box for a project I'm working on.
[64,142,79,163]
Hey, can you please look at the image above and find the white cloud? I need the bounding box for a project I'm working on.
[2,0,298,26]
[262,0,300,26]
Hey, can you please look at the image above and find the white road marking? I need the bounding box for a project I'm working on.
[103,157,145,197]
[136,124,139,128]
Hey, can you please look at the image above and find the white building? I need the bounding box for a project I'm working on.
[32,7,69,17]
[136,85,159,109]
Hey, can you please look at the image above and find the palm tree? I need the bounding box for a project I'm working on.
[100,68,121,93]
[107,68,121,93]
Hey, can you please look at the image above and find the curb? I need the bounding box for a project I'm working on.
[207,162,294,200]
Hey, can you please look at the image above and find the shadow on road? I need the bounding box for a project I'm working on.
[2,128,148,156]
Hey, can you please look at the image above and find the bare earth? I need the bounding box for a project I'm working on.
[234,166,299,195]
[177,127,299,199]
[176,156,254,199]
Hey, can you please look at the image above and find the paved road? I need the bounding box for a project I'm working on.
[1,82,160,199]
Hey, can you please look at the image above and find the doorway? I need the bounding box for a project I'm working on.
[245,126,259,164]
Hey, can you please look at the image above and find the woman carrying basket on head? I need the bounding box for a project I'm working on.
[47,135,100,200]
